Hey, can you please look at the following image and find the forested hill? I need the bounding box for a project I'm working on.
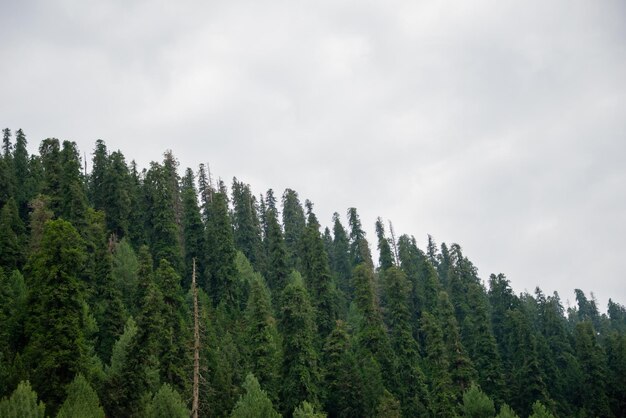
[0,129,625,418]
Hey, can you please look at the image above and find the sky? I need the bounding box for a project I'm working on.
[1,0,625,311]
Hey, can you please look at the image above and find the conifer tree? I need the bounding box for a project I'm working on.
[144,383,189,418]
[59,141,88,230]
[574,321,611,417]
[293,400,326,418]
[89,139,109,211]
[24,220,88,414]
[347,208,372,268]
[264,191,290,297]
[181,168,207,289]
[421,311,456,417]
[0,380,45,418]
[0,198,25,270]
[103,151,132,238]
[280,271,320,416]
[0,269,27,397]
[155,259,190,394]
[382,267,429,417]
[331,213,351,298]
[206,190,239,309]
[461,384,495,418]
[300,200,338,338]
[374,218,394,272]
[282,189,306,270]
[232,178,265,272]
[10,129,31,217]
[230,373,281,418]
[245,274,282,404]
[56,374,105,418]
[322,320,365,418]
[144,162,183,273]
[39,138,63,215]
[375,391,401,418]
[528,401,555,418]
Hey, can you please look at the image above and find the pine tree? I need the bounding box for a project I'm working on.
[230,373,281,418]
[59,141,88,230]
[56,374,105,418]
[206,190,239,309]
[39,138,63,216]
[495,404,519,418]
[144,384,189,418]
[374,218,393,271]
[103,151,132,238]
[264,191,290,298]
[421,311,456,417]
[322,320,365,418]
[300,200,338,338]
[0,198,25,270]
[461,384,495,418]
[375,390,401,418]
[181,168,207,289]
[331,213,351,300]
[347,208,372,268]
[0,380,45,418]
[574,321,611,417]
[155,259,190,394]
[102,317,138,417]
[528,401,555,418]
[0,270,27,397]
[293,400,326,418]
[232,178,265,272]
[382,266,429,417]
[245,274,282,404]
[89,139,109,211]
[12,129,33,220]
[280,271,320,416]
[282,189,306,270]
[24,220,88,414]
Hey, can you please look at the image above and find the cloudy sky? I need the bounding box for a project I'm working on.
[2,0,625,310]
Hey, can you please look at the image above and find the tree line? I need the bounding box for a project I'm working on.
[0,128,625,417]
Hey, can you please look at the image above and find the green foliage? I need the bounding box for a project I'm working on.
[0,381,45,418]
[0,198,25,270]
[230,374,281,418]
[461,384,495,418]
[293,400,326,418]
[375,390,401,418]
[280,271,320,416]
[232,178,265,272]
[24,219,88,414]
[282,189,306,270]
[495,404,519,418]
[528,401,555,418]
[181,168,206,289]
[347,208,372,268]
[144,383,189,418]
[56,374,105,418]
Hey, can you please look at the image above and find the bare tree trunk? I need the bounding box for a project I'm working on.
[191,258,200,418]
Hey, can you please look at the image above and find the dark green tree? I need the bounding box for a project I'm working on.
[347,208,372,268]
[374,218,394,271]
[263,190,290,298]
[282,189,306,270]
[144,383,189,418]
[230,373,281,418]
[331,213,351,300]
[574,321,611,417]
[0,198,25,271]
[181,168,207,289]
[461,384,495,418]
[280,271,320,416]
[56,374,105,418]
[232,178,265,272]
[245,274,282,404]
[23,220,88,414]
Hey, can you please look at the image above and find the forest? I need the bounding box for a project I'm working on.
[0,128,625,418]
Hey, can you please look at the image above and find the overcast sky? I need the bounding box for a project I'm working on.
[1,0,625,310]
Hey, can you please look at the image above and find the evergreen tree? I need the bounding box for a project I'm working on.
[144,383,189,418]
[56,374,105,418]
[606,331,626,417]
[0,269,27,397]
[230,373,281,418]
[181,168,206,289]
[574,321,611,417]
[24,220,88,414]
[300,200,338,338]
[102,317,138,417]
[144,161,183,273]
[293,401,326,418]
[461,384,495,418]
[374,218,394,271]
[155,259,190,394]
[12,129,33,219]
[0,198,25,270]
[59,141,88,230]
[0,380,45,418]
[331,213,351,299]
[322,320,365,418]
[103,151,132,238]
[528,401,555,418]
[347,208,372,268]
[495,404,519,418]
[280,271,320,416]
[39,138,63,215]
[232,178,265,272]
[374,390,401,418]
[206,190,239,309]
[245,274,282,404]
[382,267,429,417]
[264,191,290,298]
[421,311,456,417]
[282,189,306,270]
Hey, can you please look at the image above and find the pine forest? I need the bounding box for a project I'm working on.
[1,128,625,418]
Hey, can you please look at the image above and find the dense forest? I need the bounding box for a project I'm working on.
[0,128,625,418]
